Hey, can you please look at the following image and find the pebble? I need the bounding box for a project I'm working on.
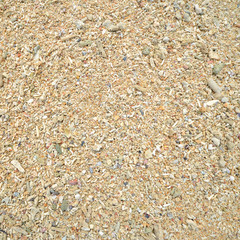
[134,85,147,93]
[75,194,81,200]
[0,109,7,116]
[103,20,112,28]
[208,144,214,150]
[221,97,229,103]
[235,107,240,114]
[108,25,122,32]
[194,4,203,15]
[87,14,93,21]
[156,46,168,60]
[212,137,221,146]
[162,37,170,43]
[207,79,222,94]
[142,47,150,56]
[183,13,191,22]
[226,141,234,151]
[92,144,103,152]
[150,57,155,68]
[153,224,164,240]
[170,187,181,198]
[183,108,188,115]
[69,179,78,186]
[175,12,182,20]
[145,149,152,159]
[229,176,235,181]
[209,49,220,60]
[0,73,3,87]
[78,40,92,47]
[13,192,20,197]
[61,198,69,212]
[75,20,85,30]
[55,144,62,155]
[213,63,225,75]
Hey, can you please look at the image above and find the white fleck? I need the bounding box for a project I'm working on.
[11,160,25,173]
[229,176,234,181]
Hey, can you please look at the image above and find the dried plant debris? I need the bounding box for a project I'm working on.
[0,0,239,239]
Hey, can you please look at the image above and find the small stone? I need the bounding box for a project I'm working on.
[92,144,102,152]
[183,109,188,115]
[214,93,222,99]
[11,17,18,22]
[150,57,155,68]
[198,42,208,54]
[145,149,152,159]
[218,158,226,168]
[156,46,168,59]
[153,223,164,240]
[0,73,3,87]
[61,198,69,212]
[226,141,234,151]
[103,20,112,28]
[182,81,188,90]
[87,14,93,21]
[0,109,7,115]
[207,79,221,93]
[142,47,150,56]
[208,144,214,150]
[134,85,147,93]
[162,37,170,43]
[40,92,47,101]
[176,12,182,20]
[229,176,235,181]
[194,4,203,15]
[78,40,92,47]
[75,20,85,30]
[69,179,78,186]
[235,107,240,114]
[55,144,62,155]
[212,137,220,146]
[183,13,191,22]
[75,194,81,200]
[209,49,220,60]
[108,25,121,32]
[186,219,198,229]
[170,187,181,198]
[213,63,225,75]
[34,45,40,55]
[221,97,229,103]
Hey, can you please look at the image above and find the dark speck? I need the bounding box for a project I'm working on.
[81,141,85,146]
[123,182,128,186]
[144,213,150,218]
[123,56,127,61]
